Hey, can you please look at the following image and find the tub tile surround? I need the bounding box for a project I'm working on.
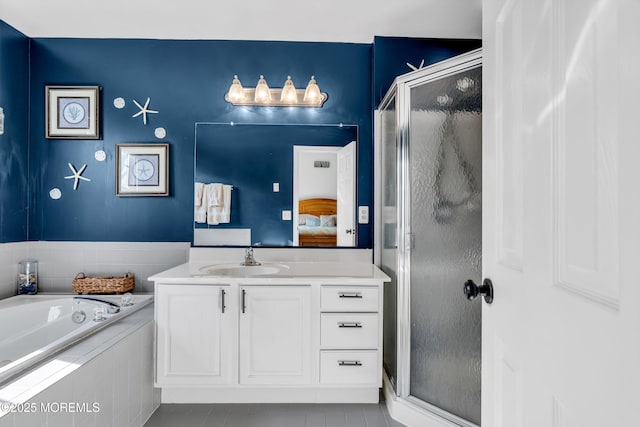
[0,241,190,295]
[0,242,28,299]
[0,305,158,427]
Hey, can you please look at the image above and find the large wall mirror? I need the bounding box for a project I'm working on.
[194,123,359,247]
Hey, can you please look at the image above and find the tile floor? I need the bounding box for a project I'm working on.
[143,402,406,427]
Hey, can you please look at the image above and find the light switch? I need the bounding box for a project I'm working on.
[358,206,369,224]
[282,210,292,221]
[273,183,280,192]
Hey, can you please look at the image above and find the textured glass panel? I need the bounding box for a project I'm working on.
[408,66,482,425]
[380,95,398,388]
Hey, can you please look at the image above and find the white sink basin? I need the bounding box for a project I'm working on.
[199,263,288,277]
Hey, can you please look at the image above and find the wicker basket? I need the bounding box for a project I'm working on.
[72,272,134,295]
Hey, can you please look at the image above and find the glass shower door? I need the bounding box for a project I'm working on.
[407,65,482,425]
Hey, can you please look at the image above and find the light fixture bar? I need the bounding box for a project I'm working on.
[224,75,328,107]
[225,88,327,107]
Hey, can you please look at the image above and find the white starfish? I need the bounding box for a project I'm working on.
[132,97,158,125]
[407,59,425,71]
[64,163,91,190]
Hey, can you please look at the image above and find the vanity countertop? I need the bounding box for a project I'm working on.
[149,261,390,285]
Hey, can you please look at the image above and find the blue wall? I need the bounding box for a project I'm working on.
[0,32,480,247]
[373,36,481,107]
[195,124,359,246]
[0,21,29,242]
[28,39,372,243]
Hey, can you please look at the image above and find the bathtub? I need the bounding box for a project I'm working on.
[0,294,153,385]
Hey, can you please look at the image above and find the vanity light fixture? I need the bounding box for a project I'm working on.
[224,75,327,107]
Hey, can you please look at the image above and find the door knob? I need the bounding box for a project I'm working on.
[345,229,356,234]
[463,278,494,304]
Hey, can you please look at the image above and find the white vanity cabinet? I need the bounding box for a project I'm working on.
[156,284,233,386]
[151,260,389,403]
[239,286,311,385]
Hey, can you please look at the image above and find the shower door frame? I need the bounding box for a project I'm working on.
[378,49,482,427]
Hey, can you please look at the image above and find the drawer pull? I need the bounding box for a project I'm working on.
[338,292,362,299]
[338,360,363,367]
[338,322,362,328]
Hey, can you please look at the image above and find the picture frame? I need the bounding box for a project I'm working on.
[45,86,101,139]
[116,143,169,196]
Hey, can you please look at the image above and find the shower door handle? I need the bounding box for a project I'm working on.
[463,278,494,304]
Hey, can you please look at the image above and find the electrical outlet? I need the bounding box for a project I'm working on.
[358,206,369,224]
[282,210,292,221]
[273,183,280,192]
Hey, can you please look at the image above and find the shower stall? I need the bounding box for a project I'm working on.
[375,49,482,426]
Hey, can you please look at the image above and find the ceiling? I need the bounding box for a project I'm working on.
[0,0,481,43]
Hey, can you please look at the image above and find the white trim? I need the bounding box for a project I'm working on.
[383,373,460,427]
[161,386,379,403]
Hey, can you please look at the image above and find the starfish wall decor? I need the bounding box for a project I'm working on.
[64,163,91,190]
[132,97,158,125]
[407,59,426,71]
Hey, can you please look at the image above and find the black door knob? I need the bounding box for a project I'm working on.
[463,278,494,304]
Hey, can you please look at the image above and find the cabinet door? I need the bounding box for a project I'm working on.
[239,286,311,385]
[156,284,232,385]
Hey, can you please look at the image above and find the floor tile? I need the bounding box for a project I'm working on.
[143,402,406,427]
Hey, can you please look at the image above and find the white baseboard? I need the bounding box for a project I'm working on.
[161,386,379,404]
[382,373,460,427]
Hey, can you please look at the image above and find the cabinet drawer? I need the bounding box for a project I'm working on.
[320,313,378,349]
[320,351,378,385]
[320,286,379,312]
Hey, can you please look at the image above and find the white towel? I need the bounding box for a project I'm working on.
[207,183,232,225]
[207,183,223,225]
[207,183,223,207]
[219,185,232,223]
[194,182,207,223]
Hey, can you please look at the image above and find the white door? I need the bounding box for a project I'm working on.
[156,285,233,385]
[239,286,311,385]
[483,1,640,426]
[337,141,356,246]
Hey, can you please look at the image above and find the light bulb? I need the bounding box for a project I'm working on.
[227,75,244,103]
[304,75,322,104]
[280,76,298,103]
[255,75,272,102]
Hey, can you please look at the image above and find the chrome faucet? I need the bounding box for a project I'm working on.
[240,247,261,266]
[73,296,121,314]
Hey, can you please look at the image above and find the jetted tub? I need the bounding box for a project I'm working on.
[0,294,153,385]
